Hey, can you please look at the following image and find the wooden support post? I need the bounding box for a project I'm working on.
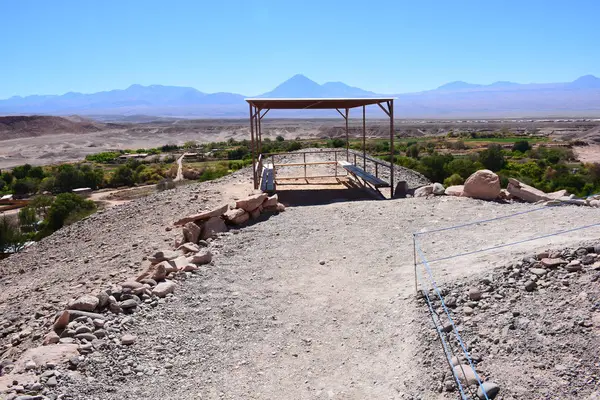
[345,108,349,162]
[257,108,262,154]
[271,154,275,183]
[362,105,366,171]
[303,152,307,180]
[389,100,395,198]
[334,151,338,178]
[249,103,256,189]
[375,163,378,178]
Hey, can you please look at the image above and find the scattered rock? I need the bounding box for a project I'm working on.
[236,193,268,212]
[177,242,200,253]
[148,250,180,263]
[445,185,464,196]
[507,178,552,203]
[183,221,202,244]
[530,268,547,276]
[223,208,250,225]
[201,216,228,239]
[432,183,445,195]
[468,287,482,301]
[453,364,479,385]
[477,381,500,399]
[42,331,60,345]
[414,184,434,197]
[540,258,565,268]
[120,334,137,345]
[152,281,177,298]
[136,261,169,282]
[524,280,536,292]
[263,194,279,207]
[187,249,212,265]
[67,294,99,312]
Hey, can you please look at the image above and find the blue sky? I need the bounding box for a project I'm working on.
[1,0,599,98]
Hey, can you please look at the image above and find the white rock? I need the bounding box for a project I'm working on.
[152,281,176,298]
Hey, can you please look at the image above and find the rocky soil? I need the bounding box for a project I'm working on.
[417,244,600,399]
[1,164,599,399]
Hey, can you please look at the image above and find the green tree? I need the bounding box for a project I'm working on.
[479,144,506,171]
[1,171,14,185]
[27,166,46,179]
[183,141,197,149]
[418,153,453,183]
[12,178,39,196]
[54,164,84,193]
[45,193,96,232]
[12,164,32,180]
[446,158,477,179]
[110,165,135,187]
[18,207,38,232]
[29,195,54,220]
[512,140,531,153]
[0,178,6,191]
[276,135,285,142]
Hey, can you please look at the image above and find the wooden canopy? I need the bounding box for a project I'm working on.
[245,98,395,110]
[245,97,396,198]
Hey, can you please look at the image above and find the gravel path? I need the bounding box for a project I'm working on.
[2,165,600,399]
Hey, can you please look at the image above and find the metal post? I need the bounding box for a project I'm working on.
[362,105,366,171]
[413,234,418,295]
[271,154,275,183]
[389,100,395,198]
[249,103,256,189]
[375,163,378,178]
[353,153,356,166]
[345,108,349,162]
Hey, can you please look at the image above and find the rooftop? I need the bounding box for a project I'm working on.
[245,98,395,110]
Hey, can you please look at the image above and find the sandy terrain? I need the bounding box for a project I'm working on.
[2,117,600,169]
[574,144,600,163]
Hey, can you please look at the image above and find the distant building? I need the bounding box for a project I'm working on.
[118,153,148,162]
[72,187,93,197]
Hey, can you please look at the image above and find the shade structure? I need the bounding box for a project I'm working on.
[246,97,396,198]
[245,98,395,110]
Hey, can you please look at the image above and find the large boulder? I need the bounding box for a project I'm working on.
[506,178,550,203]
[462,170,501,200]
[174,204,229,226]
[223,208,250,225]
[445,185,464,196]
[200,216,228,239]
[236,193,268,212]
[414,184,433,197]
[13,344,79,373]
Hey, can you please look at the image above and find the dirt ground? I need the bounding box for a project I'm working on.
[574,144,600,163]
[2,165,600,399]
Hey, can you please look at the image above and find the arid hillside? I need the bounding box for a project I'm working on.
[0,116,111,140]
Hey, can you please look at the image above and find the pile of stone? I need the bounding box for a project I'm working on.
[175,193,284,246]
[1,193,286,399]
[419,244,600,399]
[414,169,598,207]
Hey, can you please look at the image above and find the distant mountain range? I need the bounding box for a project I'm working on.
[1,74,600,118]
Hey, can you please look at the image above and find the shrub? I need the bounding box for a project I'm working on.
[328,138,346,148]
[512,140,531,153]
[444,173,464,187]
[276,135,285,142]
[446,158,477,179]
[478,144,506,171]
[406,145,420,159]
[0,216,28,253]
[85,151,120,163]
[13,178,39,196]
